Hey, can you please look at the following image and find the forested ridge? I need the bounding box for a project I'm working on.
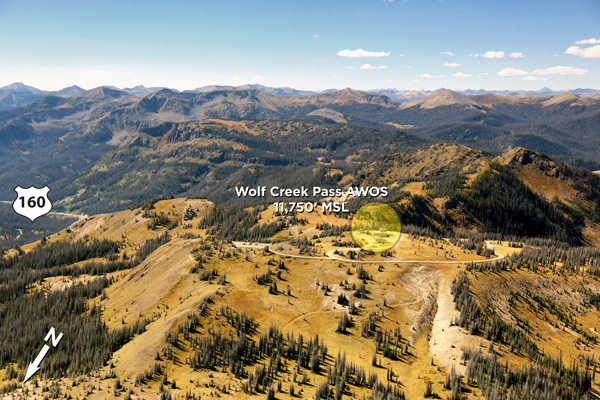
[0,232,171,380]
[0,237,119,271]
[198,205,307,242]
[52,124,599,247]
[55,120,428,213]
[351,145,600,246]
[458,165,582,244]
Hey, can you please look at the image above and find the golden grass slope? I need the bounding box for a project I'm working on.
[3,198,600,399]
[495,147,580,202]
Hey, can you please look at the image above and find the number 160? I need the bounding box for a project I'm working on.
[19,196,46,208]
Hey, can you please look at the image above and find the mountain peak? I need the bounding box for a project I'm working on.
[496,147,558,167]
[300,88,396,106]
[400,89,481,109]
[54,85,85,96]
[541,92,580,107]
[0,82,42,93]
[73,86,129,100]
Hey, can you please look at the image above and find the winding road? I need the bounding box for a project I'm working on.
[48,212,88,220]
[0,201,87,220]
[232,237,506,265]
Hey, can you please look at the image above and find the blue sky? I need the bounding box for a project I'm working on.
[0,0,598,91]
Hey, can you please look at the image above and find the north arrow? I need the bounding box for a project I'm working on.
[23,345,50,383]
[23,327,64,383]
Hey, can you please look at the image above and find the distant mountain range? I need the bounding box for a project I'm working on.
[2,82,599,111]
[1,84,600,213]
[0,82,85,110]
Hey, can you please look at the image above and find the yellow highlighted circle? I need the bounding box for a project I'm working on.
[351,203,401,252]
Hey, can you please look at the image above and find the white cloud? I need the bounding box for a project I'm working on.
[530,65,587,75]
[497,67,528,76]
[523,76,548,81]
[565,45,600,58]
[360,64,388,70]
[482,51,505,59]
[406,66,413,68]
[440,51,455,56]
[468,54,480,58]
[575,38,600,44]
[444,63,460,67]
[311,34,318,38]
[419,74,441,78]
[413,79,419,82]
[345,66,355,70]
[231,76,241,80]
[510,52,525,58]
[451,72,472,77]
[337,49,390,57]
[252,76,262,81]
[477,72,488,78]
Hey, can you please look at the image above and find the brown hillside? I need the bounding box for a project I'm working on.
[495,147,579,202]
[358,143,490,186]
[400,90,482,109]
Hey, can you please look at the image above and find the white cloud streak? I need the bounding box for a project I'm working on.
[337,49,390,57]
[360,64,388,70]
[497,67,528,76]
[440,51,455,56]
[510,52,525,58]
[482,51,505,58]
[565,45,600,58]
[419,74,442,78]
[450,72,472,77]
[530,66,587,75]
[498,65,588,79]
[575,38,600,44]
[444,63,460,67]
